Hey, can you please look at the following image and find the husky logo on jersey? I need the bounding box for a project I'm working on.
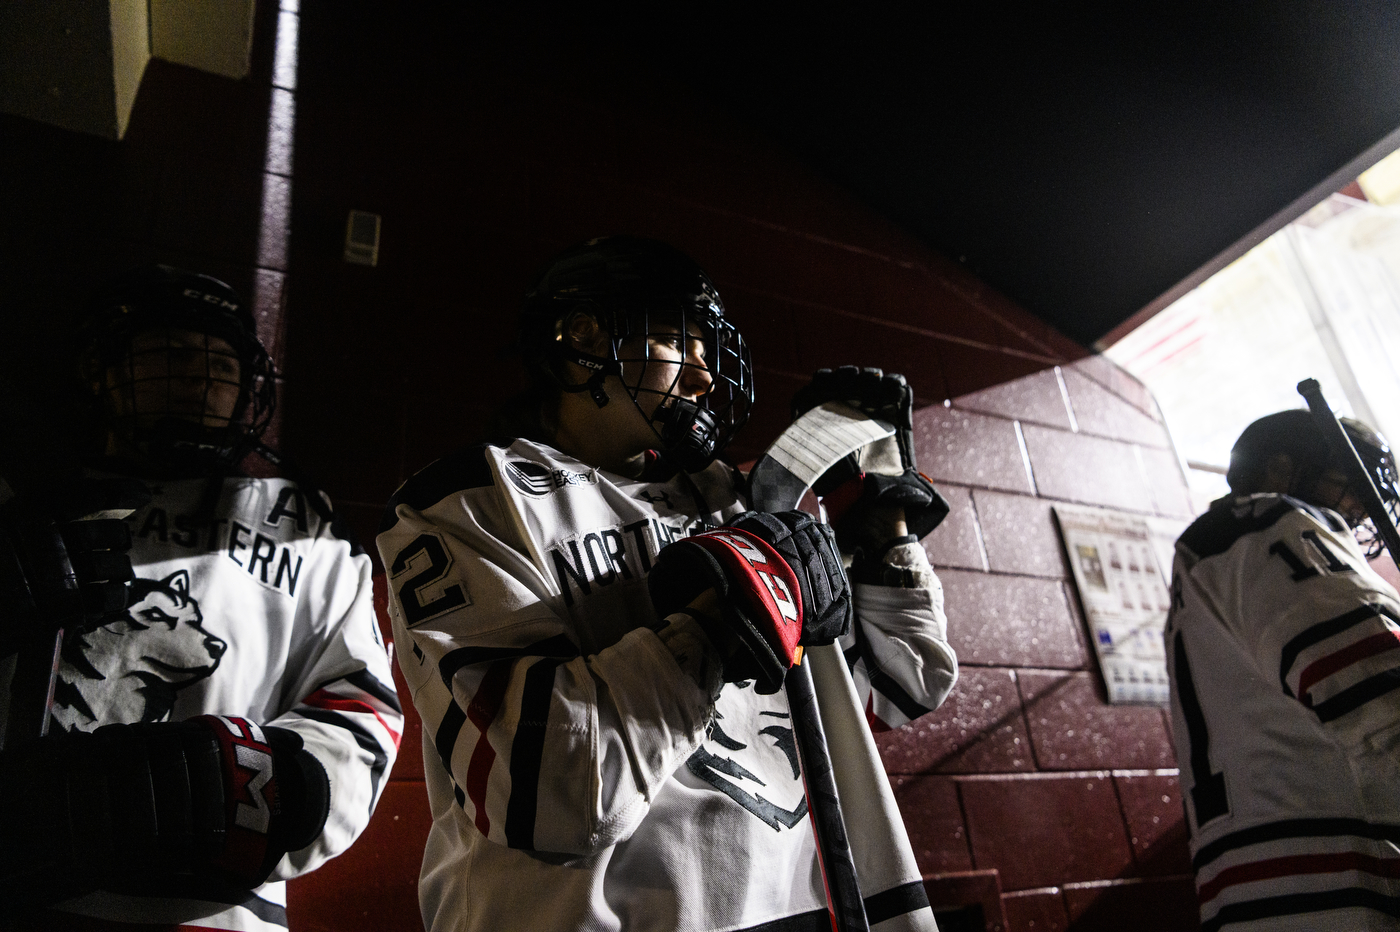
[505,460,597,497]
[687,687,807,831]
[50,569,227,732]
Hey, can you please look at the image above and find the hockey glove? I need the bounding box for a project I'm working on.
[791,366,949,550]
[649,510,852,694]
[0,715,330,914]
[0,478,150,654]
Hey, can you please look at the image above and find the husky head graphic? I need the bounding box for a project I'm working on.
[51,569,227,732]
[686,685,808,831]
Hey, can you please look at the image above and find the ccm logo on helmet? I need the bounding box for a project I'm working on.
[711,531,799,624]
[182,287,240,312]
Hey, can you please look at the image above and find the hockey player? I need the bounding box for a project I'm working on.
[1167,408,1400,931]
[378,236,957,932]
[0,266,403,930]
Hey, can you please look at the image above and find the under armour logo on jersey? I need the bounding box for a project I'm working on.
[638,490,673,508]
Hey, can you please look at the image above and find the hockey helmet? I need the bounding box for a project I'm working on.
[520,236,753,472]
[78,265,276,471]
[1227,408,1400,554]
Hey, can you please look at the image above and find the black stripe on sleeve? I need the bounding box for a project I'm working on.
[864,879,930,925]
[298,707,391,810]
[380,444,496,533]
[313,666,403,714]
[504,657,563,849]
[1192,817,1400,872]
[1279,604,1391,696]
[431,635,581,808]
[434,701,469,785]
[438,634,580,687]
[853,619,932,723]
[1201,887,1400,932]
[1314,668,1400,722]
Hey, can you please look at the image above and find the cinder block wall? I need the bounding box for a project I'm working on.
[0,2,1204,929]
[890,360,1199,929]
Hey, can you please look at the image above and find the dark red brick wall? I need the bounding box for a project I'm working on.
[0,2,1202,930]
[892,359,1200,929]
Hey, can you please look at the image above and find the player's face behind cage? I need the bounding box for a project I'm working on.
[615,306,751,470]
[103,327,244,428]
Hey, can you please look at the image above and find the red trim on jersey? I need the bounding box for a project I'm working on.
[1297,630,1400,705]
[303,688,403,746]
[1197,851,1400,906]
[464,661,514,837]
[864,691,891,733]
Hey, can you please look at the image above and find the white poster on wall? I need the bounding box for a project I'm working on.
[1052,504,1187,705]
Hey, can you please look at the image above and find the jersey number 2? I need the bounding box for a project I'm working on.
[392,533,468,625]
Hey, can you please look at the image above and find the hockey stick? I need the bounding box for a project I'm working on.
[1298,379,1400,572]
[750,401,934,932]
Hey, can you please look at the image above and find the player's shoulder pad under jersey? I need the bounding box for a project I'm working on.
[1177,493,1347,564]
[380,444,495,533]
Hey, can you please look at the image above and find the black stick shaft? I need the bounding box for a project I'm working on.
[1298,379,1400,571]
[787,657,869,932]
[3,628,62,750]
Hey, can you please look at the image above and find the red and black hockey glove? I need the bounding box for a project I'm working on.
[791,366,949,551]
[0,715,330,914]
[0,478,150,653]
[649,510,852,694]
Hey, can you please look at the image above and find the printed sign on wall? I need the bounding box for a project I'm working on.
[1053,504,1187,704]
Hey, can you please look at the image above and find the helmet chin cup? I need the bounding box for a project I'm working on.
[139,418,238,474]
[653,399,719,473]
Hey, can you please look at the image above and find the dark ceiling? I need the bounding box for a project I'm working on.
[586,3,1400,346]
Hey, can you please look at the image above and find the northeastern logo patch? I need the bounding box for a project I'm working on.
[505,460,597,497]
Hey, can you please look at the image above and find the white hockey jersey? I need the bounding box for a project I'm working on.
[2,475,403,932]
[1168,494,1400,932]
[377,440,957,932]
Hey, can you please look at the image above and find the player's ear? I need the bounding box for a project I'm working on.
[1261,453,1297,494]
[565,312,608,355]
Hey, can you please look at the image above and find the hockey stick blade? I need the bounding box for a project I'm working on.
[1298,379,1400,572]
[749,402,895,514]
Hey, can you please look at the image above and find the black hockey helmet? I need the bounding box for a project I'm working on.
[520,236,754,472]
[77,265,276,472]
[1227,408,1400,553]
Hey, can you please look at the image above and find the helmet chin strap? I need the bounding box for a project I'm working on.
[556,347,620,409]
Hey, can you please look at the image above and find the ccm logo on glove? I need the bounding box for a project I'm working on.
[689,529,802,643]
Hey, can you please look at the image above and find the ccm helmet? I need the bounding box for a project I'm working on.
[78,265,276,471]
[520,236,754,472]
[1227,408,1400,556]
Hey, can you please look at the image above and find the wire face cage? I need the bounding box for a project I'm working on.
[81,267,276,472]
[611,302,754,470]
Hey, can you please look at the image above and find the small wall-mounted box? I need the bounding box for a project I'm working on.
[344,210,381,266]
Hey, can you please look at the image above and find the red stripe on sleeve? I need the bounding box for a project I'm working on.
[1297,630,1400,705]
[1198,851,1400,906]
[464,661,514,838]
[302,689,403,746]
